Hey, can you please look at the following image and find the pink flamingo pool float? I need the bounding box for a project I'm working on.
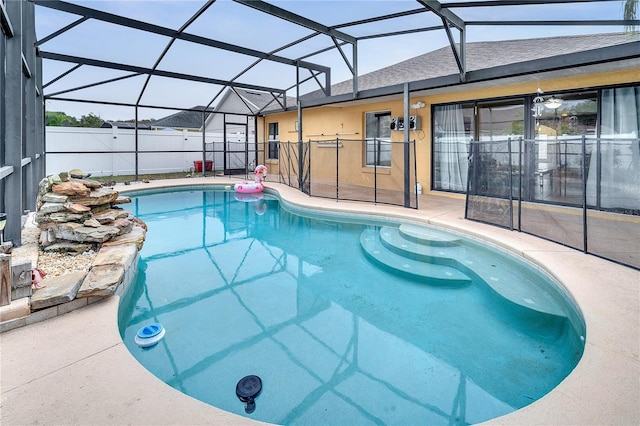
[234,165,267,194]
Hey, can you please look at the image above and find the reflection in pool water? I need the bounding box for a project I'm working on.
[119,188,584,425]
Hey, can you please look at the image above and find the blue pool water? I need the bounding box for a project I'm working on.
[118,187,585,425]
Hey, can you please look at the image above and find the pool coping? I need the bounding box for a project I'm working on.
[1,177,638,425]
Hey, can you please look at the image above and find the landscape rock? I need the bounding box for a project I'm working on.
[93,208,130,224]
[70,187,119,206]
[38,202,67,215]
[39,229,54,246]
[103,225,146,251]
[90,204,113,215]
[83,218,101,228]
[52,181,91,196]
[35,174,145,250]
[35,211,88,224]
[52,222,120,243]
[114,196,131,205]
[131,217,148,231]
[113,218,133,235]
[42,242,94,253]
[38,174,62,197]
[65,203,91,213]
[41,193,69,204]
[24,173,148,319]
[69,177,102,189]
[92,243,138,271]
[77,264,124,297]
[30,271,86,310]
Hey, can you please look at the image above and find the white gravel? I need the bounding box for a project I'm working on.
[37,250,97,277]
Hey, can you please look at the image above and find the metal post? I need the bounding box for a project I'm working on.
[4,0,23,246]
[24,0,37,212]
[518,137,523,231]
[202,109,207,176]
[403,83,410,207]
[373,138,378,204]
[36,49,46,182]
[297,101,303,190]
[464,138,473,219]
[134,106,139,181]
[223,113,227,175]
[306,139,311,195]
[413,139,418,209]
[335,138,339,201]
[352,41,358,98]
[582,135,588,253]
[287,142,291,187]
[507,137,513,231]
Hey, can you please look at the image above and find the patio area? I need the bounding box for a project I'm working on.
[1,178,638,425]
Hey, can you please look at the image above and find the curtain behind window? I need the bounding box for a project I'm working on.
[587,86,640,210]
[365,112,391,167]
[268,122,278,159]
[433,104,471,191]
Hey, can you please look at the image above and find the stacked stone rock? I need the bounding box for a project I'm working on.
[35,174,143,253]
[27,174,147,310]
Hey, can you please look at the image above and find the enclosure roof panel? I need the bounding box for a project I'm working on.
[33,0,640,118]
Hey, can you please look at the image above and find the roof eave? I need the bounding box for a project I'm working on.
[289,40,640,110]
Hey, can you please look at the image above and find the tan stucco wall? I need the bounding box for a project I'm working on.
[262,68,639,195]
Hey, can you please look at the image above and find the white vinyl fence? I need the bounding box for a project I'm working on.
[45,127,224,177]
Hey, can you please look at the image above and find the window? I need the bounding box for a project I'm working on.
[365,111,391,167]
[268,122,278,160]
[478,100,524,141]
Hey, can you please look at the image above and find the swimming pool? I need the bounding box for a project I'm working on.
[118,187,585,425]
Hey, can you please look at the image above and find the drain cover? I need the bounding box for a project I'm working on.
[236,375,262,413]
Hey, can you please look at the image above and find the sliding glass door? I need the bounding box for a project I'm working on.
[432,103,474,191]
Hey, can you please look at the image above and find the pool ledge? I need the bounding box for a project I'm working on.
[1,177,638,425]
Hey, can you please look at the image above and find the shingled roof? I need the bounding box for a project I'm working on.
[101,121,152,130]
[301,32,638,102]
[151,106,215,130]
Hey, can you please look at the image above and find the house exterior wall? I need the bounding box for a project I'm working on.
[204,93,259,172]
[262,67,639,195]
[204,93,257,136]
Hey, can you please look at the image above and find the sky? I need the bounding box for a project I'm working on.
[34,0,636,121]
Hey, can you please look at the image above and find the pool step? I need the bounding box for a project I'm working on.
[361,226,568,318]
[379,226,462,265]
[397,224,462,247]
[360,229,472,286]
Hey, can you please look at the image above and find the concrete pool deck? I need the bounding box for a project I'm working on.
[1,177,638,425]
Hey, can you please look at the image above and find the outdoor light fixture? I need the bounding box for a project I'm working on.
[544,95,563,109]
[532,88,545,118]
[411,101,426,109]
[532,88,563,119]
[0,213,6,245]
